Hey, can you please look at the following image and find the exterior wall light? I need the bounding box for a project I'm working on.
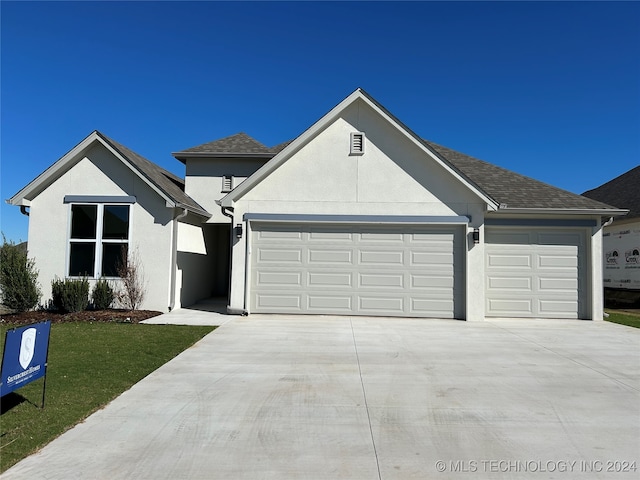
[472,228,480,244]
[235,224,243,239]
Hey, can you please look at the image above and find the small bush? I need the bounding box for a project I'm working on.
[0,235,41,312]
[51,277,90,313]
[92,278,114,310]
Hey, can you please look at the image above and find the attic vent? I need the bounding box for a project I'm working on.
[350,132,365,155]
[222,175,233,193]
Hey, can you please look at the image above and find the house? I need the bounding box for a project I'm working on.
[583,166,640,306]
[7,88,626,320]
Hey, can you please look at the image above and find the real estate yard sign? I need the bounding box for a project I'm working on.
[604,224,640,290]
[1,321,51,399]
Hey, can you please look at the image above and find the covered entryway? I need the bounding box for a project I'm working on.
[249,222,465,318]
[485,227,587,318]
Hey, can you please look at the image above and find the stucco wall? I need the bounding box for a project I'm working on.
[227,100,488,317]
[27,143,174,312]
[184,157,267,222]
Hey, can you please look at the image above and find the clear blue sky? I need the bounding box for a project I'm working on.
[2,1,639,243]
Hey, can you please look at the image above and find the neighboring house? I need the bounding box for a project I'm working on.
[7,88,625,320]
[583,166,640,305]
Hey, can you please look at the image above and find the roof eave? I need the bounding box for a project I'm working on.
[172,151,275,163]
[493,207,629,216]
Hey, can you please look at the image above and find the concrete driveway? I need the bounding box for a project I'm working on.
[2,315,639,479]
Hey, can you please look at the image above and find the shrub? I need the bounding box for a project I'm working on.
[51,277,90,313]
[92,278,114,310]
[0,235,41,312]
[116,248,146,310]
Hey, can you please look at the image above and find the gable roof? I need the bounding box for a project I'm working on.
[217,88,623,214]
[582,165,640,219]
[7,131,210,218]
[172,132,287,162]
[424,142,617,211]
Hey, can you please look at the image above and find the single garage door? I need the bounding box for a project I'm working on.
[485,228,586,318]
[250,223,465,318]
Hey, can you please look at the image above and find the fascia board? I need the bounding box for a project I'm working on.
[494,207,629,216]
[172,151,274,161]
[7,131,102,206]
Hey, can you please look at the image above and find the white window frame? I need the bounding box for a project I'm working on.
[66,203,132,279]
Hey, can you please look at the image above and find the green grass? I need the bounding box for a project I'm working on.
[605,310,640,329]
[0,322,215,472]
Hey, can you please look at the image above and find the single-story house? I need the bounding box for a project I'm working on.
[7,88,626,320]
[583,166,640,305]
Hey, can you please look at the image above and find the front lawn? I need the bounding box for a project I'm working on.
[0,322,215,472]
[605,309,640,329]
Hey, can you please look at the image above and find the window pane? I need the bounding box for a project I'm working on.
[71,205,97,239]
[102,243,127,277]
[69,243,95,276]
[103,205,129,240]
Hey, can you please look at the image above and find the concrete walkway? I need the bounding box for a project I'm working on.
[2,314,639,479]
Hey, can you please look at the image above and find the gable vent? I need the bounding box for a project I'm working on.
[222,175,233,193]
[350,132,365,155]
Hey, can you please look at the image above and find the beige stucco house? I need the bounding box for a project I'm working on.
[7,89,626,319]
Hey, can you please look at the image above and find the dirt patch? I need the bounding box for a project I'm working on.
[0,308,162,326]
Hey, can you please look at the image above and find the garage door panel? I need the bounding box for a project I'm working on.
[358,273,404,288]
[538,277,578,292]
[488,276,532,291]
[308,272,353,287]
[487,252,532,268]
[411,251,453,265]
[359,250,404,266]
[411,274,454,289]
[539,300,578,315]
[308,294,353,311]
[308,248,353,264]
[258,248,302,263]
[256,294,302,309]
[488,298,534,315]
[251,223,464,318]
[359,296,404,313]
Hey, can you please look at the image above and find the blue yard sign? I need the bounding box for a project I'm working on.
[1,321,51,398]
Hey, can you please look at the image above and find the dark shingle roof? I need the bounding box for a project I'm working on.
[97,131,210,218]
[423,141,616,211]
[177,123,618,212]
[178,133,275,155]
[582,165,640,219]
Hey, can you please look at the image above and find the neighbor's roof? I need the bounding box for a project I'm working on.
[172,132,291,162]
[582,165,640,219]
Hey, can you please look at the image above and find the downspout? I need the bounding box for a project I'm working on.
[20,206,30,216]
[169,207,189,311]
[221,206,242,314]
[600,217,614,318]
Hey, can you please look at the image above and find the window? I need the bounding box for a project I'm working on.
[68,204,130,277]
[221,175,233,193]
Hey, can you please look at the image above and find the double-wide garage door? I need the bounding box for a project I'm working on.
[250,223,465,318]
[485,228,586,318]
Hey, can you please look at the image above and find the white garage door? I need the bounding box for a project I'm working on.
[250,223,465,318]
[485,228,586,318]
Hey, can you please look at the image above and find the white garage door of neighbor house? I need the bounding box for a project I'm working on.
[485,228,586,318]
[250,223,465,318]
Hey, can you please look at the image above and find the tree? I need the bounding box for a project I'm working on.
[0,235,41,312]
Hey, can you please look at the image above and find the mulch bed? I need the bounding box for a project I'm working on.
[0,309,163,326]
